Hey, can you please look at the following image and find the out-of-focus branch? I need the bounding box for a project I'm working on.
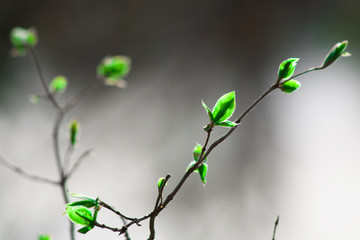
[0,155,58,185]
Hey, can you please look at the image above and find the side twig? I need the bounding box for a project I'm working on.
[0,155,59,185]
[272,215,280,240]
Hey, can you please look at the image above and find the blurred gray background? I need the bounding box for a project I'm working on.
[1,0,360,239]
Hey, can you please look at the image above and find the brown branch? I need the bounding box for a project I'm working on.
[66,149,94,179]
[63,78,103,112]
[27,46,62,112]
[99,201,139,222]
[149,174,171,240]
[0,155,59,185]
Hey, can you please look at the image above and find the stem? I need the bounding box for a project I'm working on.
[272,215,279,240]
[63,78,103,112]
[27,47,62,111]
[27,47,75,240]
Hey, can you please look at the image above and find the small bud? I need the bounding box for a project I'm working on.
[49,76,68,93]
[157,177,166,190]
[9,27,38,56]
[278,58,300,81]
[198,163,208,184]
[29,94,41,104]
[69,119,80,146]
[322,40,349,68]
[38,235,51,240]
[280,79,301,93]
[97,55,131,87]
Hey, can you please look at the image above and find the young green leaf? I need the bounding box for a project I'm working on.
[38,235,51,240]
[66,206,94,226]
[212,91,236,124]
[280,79,301,93]
[202,100,214,123]
[157,177,166,190]
[215,120,238,128]
[198,163,208,184]
[9,27,38,56]
[49,76,68,93]
[66,200,97,208]
[78,226,94,234]
[278,58,299,81]
[69,119,80,146]
[97,55,131,87]
[322,40,349,68]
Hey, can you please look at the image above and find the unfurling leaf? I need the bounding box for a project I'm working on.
[78,226,94,234]
[38,235,51,240]
[66,200,97,208]
[193,144,204,162]
[49,76,68,93]
[212,91,236,124]
[198,163,208,184]
[202,100,214,123]
[157,177,166,190]
[322,40,349,68]
[278,58,299,81]
[9,27,38,57]
[280,79,301,93]
[97,55,131,87]
[66,206,94,226]
[68,192,96,202]
[215,120,238,128]
[69,119,80,146]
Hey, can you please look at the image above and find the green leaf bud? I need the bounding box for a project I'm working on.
[49,76,68,93]
[97,55,131,87]
[193,144,202,161]
[38,235,51,240]
[66,206,94,226]
[278,58,299,81]
[69,119,80,146]
[322,40,349,68]
[9,27,38,56]
[212,91,236,124]
[29,94,41,104]
[280,79,301,93]
[157,177,166,190]
[198,163,208,184]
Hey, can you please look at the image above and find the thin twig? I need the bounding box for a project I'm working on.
[149,174,171,240]
[272,215,279,240]
[27,46,75,240]
[63,78,103,112]
[63,144,74,176]
[94,221,123,232]
[27,46,62,112]
[66,149,94,178]
[119,214,131,240]
[99,201,138,221]
[0,155,59,185]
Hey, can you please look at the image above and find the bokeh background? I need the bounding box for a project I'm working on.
[1,0,360,239]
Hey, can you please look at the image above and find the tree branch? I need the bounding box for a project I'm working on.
[0,155,59,185]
